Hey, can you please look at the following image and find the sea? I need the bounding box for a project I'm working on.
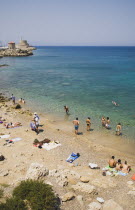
[0,46,135,141]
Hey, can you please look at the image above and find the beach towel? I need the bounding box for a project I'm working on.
[7,138,22,143]
[102,165,118,176]
[104,165,116,172]
[42,142,61,150]
[0,135,10,139]
[89,163,98,169]
[118,171,128,176]
[66,153,80,163]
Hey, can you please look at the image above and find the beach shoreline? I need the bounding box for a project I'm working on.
[0,93,135,209]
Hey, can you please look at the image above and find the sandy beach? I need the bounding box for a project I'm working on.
[0,94,135,210]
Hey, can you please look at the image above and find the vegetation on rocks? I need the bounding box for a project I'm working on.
[0,180,60,210]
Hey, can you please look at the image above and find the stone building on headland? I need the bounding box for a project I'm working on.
[0,39,36,57]
[8,42,16,49]
[16,40,36,50]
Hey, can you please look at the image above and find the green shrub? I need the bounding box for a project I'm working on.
[0,183,9,188]
[0,197,27,210]
[13,179,59,210]
[0,189,3,198]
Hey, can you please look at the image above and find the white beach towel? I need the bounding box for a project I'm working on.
[10,137,22,142]
[0,135,10,139]
[89,163,98,169]
[42,142,61,150]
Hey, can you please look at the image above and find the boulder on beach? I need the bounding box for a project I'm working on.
[25,163,49,180]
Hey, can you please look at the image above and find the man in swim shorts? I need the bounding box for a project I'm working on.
[73,117,79,135]
[108,156,116,168]
[101,116,106,127]
[86,117,91,131]
[116,123,122,136]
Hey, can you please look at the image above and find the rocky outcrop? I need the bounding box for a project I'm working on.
[88,202,102,210]
[0,49,33,57]
[0,64,9,67]
[25,163,49,180]
[61,192,75,202]
[72,182,96,194]
[80,176,90,183]
[103,199,123,210]
[49,168,80,187]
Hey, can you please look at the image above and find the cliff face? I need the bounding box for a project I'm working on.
[0,49,33,57]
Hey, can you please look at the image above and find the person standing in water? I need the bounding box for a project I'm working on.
[105,117,111,129]
[86,117,91,131]
[116,123,122,136]
[64,105,69,114]
[73,117,79,135]
[101,116,106,127]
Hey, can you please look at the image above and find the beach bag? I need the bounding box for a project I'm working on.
[0,155,5,161]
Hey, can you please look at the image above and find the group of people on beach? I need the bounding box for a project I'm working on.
[101,116,122,136]
[64,105,122,136]
[11,94,26,105]
[108,156,131,174]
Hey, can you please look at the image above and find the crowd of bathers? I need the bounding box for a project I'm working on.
[108,156,131,174]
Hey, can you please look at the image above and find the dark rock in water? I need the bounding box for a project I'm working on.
[15,104,21,109]
[0,64,9,67]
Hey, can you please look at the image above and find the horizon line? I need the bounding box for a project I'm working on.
[34,45,135,47]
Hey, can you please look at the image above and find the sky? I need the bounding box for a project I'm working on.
[0,0,135,46]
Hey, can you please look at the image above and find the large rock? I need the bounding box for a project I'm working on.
[127,191,135,196]
[0,170,9,176]
[77,195,83,206]
[49,169,80,187]
[61,192,75,202]
[88,202,102,210]
[25,163,49,180]
[80,176,90,183]
[103,199,123,210]
[92,178,117,188]
[72,182,96,194]
[127,181,134,185]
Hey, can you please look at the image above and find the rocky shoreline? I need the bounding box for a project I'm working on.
[0,93,135,210]
[0,49,33,57]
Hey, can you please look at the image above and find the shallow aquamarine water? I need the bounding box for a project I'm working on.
[0,46,135,140]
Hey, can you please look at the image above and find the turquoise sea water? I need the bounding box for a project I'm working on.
[0,46,135,140]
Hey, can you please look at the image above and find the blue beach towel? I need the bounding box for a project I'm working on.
[66,152,80,163]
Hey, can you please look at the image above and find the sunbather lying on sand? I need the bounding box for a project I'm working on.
[33,138,51,148]
[4,122,22,128]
